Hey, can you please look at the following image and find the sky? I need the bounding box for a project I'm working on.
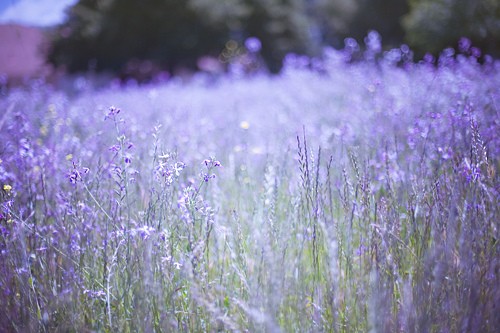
[0,0,77,26]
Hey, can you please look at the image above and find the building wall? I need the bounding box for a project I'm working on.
[0,24,53,84]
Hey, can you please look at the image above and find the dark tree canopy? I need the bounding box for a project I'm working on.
[48,0,229,73]
[404,0,500,59]
[48,0,314,75]
[47,0,500,77]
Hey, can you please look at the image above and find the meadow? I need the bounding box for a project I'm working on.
[0,42,499,332]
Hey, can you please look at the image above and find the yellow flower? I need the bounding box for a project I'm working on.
[40,125,48,136]
[3,184,12,192]
[240,121,250,130]
[66,154,73,161]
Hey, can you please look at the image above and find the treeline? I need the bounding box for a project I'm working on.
[47,0,500,76]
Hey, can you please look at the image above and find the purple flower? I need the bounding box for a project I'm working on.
[134,225,155,240]
[458,37,471,53]
[203,157,221,168]
[67,162,89,184]
[245,37,262,53]
[109,144,121,152]
[83,289,106,300]
[470,47,481,58]
[203,173,215,182]
[68,170,80,184]
[461,158,481,183]
[105,105,121,120]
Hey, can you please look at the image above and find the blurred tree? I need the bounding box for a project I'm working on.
[47,0,103,72]
[312,0,410,49]
[404,0,500,58]
[48,0,321,75]
[310,0,358,48]
[239,0,315,72]
[46,0,500,76]
[350,0,410,46]
[48,0,229,75]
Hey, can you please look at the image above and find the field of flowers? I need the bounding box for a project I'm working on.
[1,42,499,332]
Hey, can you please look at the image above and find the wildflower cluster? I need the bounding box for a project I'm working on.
[104,105,121,120]
[155,153,185,186]
[0,37,498,333]
[67,161,90,184]
[2,184,12,194]
[201,157,221,183]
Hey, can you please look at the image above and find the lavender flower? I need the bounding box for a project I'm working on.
[104,105,121,120]
[245,37,262,53]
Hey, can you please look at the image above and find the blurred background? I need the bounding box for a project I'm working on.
[1,0,499,84]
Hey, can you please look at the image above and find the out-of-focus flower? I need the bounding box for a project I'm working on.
[173,162,185,176]
[67,163,89,185]
[437,146,453,160]
[83,289,106,300]
[109,144,121,152]
[203,157,221,168]
[155,156,184,186]
[240,121,250,130]
[105,105,121,120]
[245,37,262,53]
[200,157,221,183]
[134,225,155,240]
[202,173,215,182]
[458,37,472,53]
[461,158,481,183]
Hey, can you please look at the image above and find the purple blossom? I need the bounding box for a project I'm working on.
[203,157,221,168]
[461,158,481,183]
[0,36,498,333]
[83,289,106,300]
[133,225,155,240]
[67,163,89,184]
[202,173,215,182]
[105,105,121,120]
[458,37,472,53]
[109,144,121,152]
[245,37,262,53]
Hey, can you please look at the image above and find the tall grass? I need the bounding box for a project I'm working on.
[0,46,498,332]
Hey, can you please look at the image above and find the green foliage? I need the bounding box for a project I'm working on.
[48,0,317,74]
[48,0,229,73]
[46,0,500,76]
[239,0,314,72]
[326,0,410,48]
[310,0,358,46]
[404,0,500,58]
[1,53,499,331]
[353,0,410,46]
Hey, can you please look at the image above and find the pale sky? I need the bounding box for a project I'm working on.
[0,0,77,26]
